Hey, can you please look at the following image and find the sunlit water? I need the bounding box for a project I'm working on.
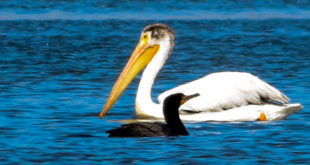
[1,1,310,164]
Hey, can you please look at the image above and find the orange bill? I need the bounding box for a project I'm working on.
[99,43,160,119]
[180,93,200,105]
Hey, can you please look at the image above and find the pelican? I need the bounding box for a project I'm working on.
[107,93,198,137]
[99,23,302,122]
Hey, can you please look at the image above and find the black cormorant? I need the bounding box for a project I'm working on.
[107,93,199,137]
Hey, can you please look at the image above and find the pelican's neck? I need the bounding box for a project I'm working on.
[135,39,172,118]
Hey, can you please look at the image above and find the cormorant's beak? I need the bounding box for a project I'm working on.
[99,41,160,119]
[181,93,200,105]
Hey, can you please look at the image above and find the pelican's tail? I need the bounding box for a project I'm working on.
[265,103,303,121]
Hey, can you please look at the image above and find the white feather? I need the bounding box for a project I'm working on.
[158,72,289,112]
[180,103,303,122]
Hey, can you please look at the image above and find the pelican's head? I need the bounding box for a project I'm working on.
[99,24,175,119]
[141,23,175,51]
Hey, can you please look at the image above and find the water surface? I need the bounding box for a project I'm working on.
[1,1,310,164]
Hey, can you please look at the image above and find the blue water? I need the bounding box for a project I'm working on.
[1,1,310,164]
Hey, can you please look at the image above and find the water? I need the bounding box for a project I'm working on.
[1,1,310,164]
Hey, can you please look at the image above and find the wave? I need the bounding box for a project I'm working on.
[1,9,310,21]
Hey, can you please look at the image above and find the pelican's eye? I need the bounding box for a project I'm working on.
[140,33,149,47]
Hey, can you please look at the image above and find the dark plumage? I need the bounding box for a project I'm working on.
[107,93,199,137]
[143,23,175,54]
[143,23,175,41]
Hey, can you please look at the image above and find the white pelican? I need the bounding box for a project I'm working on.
[99,23,302,122]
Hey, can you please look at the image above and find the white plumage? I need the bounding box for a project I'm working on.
[179,103,302,122]
[158,72,289,112]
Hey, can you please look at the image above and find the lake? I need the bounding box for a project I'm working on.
[1,1,310,164]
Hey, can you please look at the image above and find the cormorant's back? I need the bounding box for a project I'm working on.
[107,122,177,137]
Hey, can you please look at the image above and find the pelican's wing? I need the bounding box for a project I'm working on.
[158,72,289,112]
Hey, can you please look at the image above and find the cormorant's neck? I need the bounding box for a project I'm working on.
[163,98,189,135]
